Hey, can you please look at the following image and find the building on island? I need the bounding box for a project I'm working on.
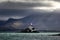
[21,23,39,33]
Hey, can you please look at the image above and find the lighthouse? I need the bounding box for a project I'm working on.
[28,23,34,30]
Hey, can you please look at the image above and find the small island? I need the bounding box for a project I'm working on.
[21,23,39,33]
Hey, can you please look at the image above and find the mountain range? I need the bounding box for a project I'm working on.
[0,13,60,32]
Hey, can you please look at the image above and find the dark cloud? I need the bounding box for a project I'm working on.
[0,9,35,16]
[0,9,33,20]
[0,1,52,20]
[0,1,52,9]
[0,0,59,20]
[54,0,60,2]
[0,9,49,20]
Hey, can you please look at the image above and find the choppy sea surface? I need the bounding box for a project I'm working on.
[0,33,60,40]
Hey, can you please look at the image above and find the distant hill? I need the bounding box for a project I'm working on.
[0,21,6,26]
[0,13,60,32]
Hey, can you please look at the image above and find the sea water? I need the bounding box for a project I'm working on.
[0,33,60,40]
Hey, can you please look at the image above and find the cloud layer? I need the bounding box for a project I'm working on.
[0,0,60,20]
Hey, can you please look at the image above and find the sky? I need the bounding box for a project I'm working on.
[0,0,60,20]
